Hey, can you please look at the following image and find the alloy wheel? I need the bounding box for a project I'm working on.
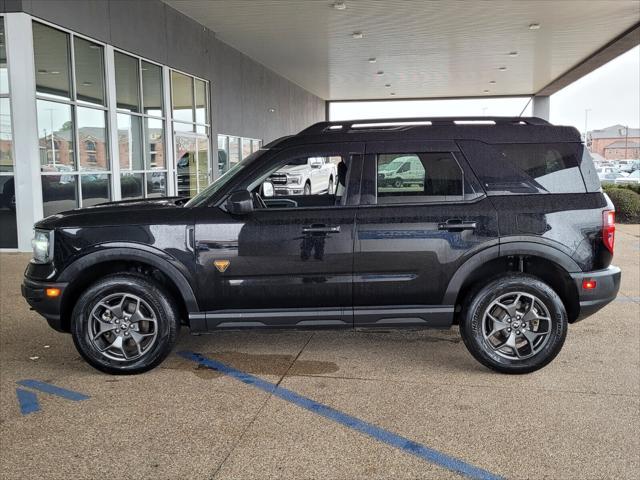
[88,293,158,362]
[482,291,552,360]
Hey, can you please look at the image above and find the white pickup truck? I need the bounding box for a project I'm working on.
[267,157,338,196]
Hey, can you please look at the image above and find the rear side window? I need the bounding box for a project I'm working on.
[459,141,587,194]
[376,152,467,203]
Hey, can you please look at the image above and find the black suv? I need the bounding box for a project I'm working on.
[22,117,621,375]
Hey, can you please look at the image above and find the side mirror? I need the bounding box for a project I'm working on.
[262,181,275,198]
[225,190,253,215]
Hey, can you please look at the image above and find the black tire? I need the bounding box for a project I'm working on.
[393,178,403,188]
[303,181,311,196]
[459,274,567,374]
[71,273,180,375]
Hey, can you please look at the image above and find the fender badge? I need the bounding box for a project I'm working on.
[214,260,230,273]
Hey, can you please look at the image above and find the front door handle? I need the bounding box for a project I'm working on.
[438,220,477,231]
[302,225,341,234]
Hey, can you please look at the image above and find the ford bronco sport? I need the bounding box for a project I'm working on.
[22,117,621,375]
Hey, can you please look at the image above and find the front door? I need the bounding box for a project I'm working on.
[353,141,499,328]
[194,143,364,328]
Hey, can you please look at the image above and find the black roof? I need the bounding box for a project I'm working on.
[267,117,582,149]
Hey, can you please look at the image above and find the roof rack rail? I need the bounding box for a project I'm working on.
[299,116,550,135]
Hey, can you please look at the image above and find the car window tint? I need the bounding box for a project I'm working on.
[377,152,463,203]
[460,141,587,194]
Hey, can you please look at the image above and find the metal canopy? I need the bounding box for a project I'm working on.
[164,0,640,101]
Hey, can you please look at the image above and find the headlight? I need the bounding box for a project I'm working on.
[32,230,53,264]
[287,175,302,185]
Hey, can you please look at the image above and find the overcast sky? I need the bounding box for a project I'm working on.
[331,46,640,134]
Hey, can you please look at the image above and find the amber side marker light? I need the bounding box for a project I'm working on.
[582,280,597,290]
[45,288,61,298]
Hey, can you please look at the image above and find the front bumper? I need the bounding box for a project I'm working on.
[570,265,621,322]
[21,277,68,332]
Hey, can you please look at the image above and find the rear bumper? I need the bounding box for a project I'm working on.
[570,265,621,322]
[21,277,68,332]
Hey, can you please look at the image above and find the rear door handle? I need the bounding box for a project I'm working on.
[302,225,341,234]
[438,220,477,231]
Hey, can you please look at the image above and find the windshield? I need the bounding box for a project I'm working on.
[185,149,266,207]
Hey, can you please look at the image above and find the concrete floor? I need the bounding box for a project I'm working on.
[1,225,638,480]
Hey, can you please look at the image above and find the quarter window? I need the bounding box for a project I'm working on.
[376,152,464,203]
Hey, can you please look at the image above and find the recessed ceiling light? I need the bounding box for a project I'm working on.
[331,2,347,10]
[529,23,541,30]
[390,92,396,96]
[368,57,377,63]
[88,44,100,50]
[498,66,507,71]
[508,51,519,57]
[50,71,60,75]
[351,31,364,39]
[385,83,391,87]
[483,89,490,93]
[37,69,48,74]
[82,81,93,86]
[376,70,384,76]
[268,107,276,113]
[489,80,496,84]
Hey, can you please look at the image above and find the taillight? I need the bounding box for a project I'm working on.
[602,210,615,254]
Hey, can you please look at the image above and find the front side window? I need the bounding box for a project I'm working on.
[376,152,464,203]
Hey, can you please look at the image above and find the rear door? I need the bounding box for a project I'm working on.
[353,140,499,328]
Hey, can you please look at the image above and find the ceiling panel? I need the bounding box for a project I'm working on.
[164,0,640,100]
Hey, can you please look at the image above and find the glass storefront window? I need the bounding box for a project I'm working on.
[144,118,164,170]
[115,51,140,112]
[217,135,229,175]
[37,99,75,171]
[77,106,107,171]
[0,21,7,95]
[241,138,251,160]
[146,172,166,198]
[195,79,207,125]
[33,22,72,101]
[81,173,110,207]
[74,37,105,106]
[0,98,12,173]
[0,18,16,248]
[142,61,163,117]
[117,113,143,171]
[42,175,77,217]
[229,136,240,167]
[171,71,193,123]
[120,172,143,199]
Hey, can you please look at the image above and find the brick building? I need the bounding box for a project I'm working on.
[589,124,640,160]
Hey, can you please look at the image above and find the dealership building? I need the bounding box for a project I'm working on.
[0,1,638,250]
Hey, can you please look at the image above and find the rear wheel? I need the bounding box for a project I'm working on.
[460,274,567,374]
[71,274,180,374]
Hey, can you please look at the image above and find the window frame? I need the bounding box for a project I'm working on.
[170,68,211,196]
[33,19,111,209]
[113,48,168,199]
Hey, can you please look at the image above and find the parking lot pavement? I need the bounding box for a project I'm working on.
[1,224,638,480]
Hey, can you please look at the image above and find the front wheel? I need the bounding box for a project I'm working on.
[71,273,180,374]
[459,274,567,374]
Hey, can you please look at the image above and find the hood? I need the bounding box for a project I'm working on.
[36,197,190,230]
[273,164,308,175]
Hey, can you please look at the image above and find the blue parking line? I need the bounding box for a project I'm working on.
[16,388,40,415]
[16,380,90,401]
[178,351,504,480]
